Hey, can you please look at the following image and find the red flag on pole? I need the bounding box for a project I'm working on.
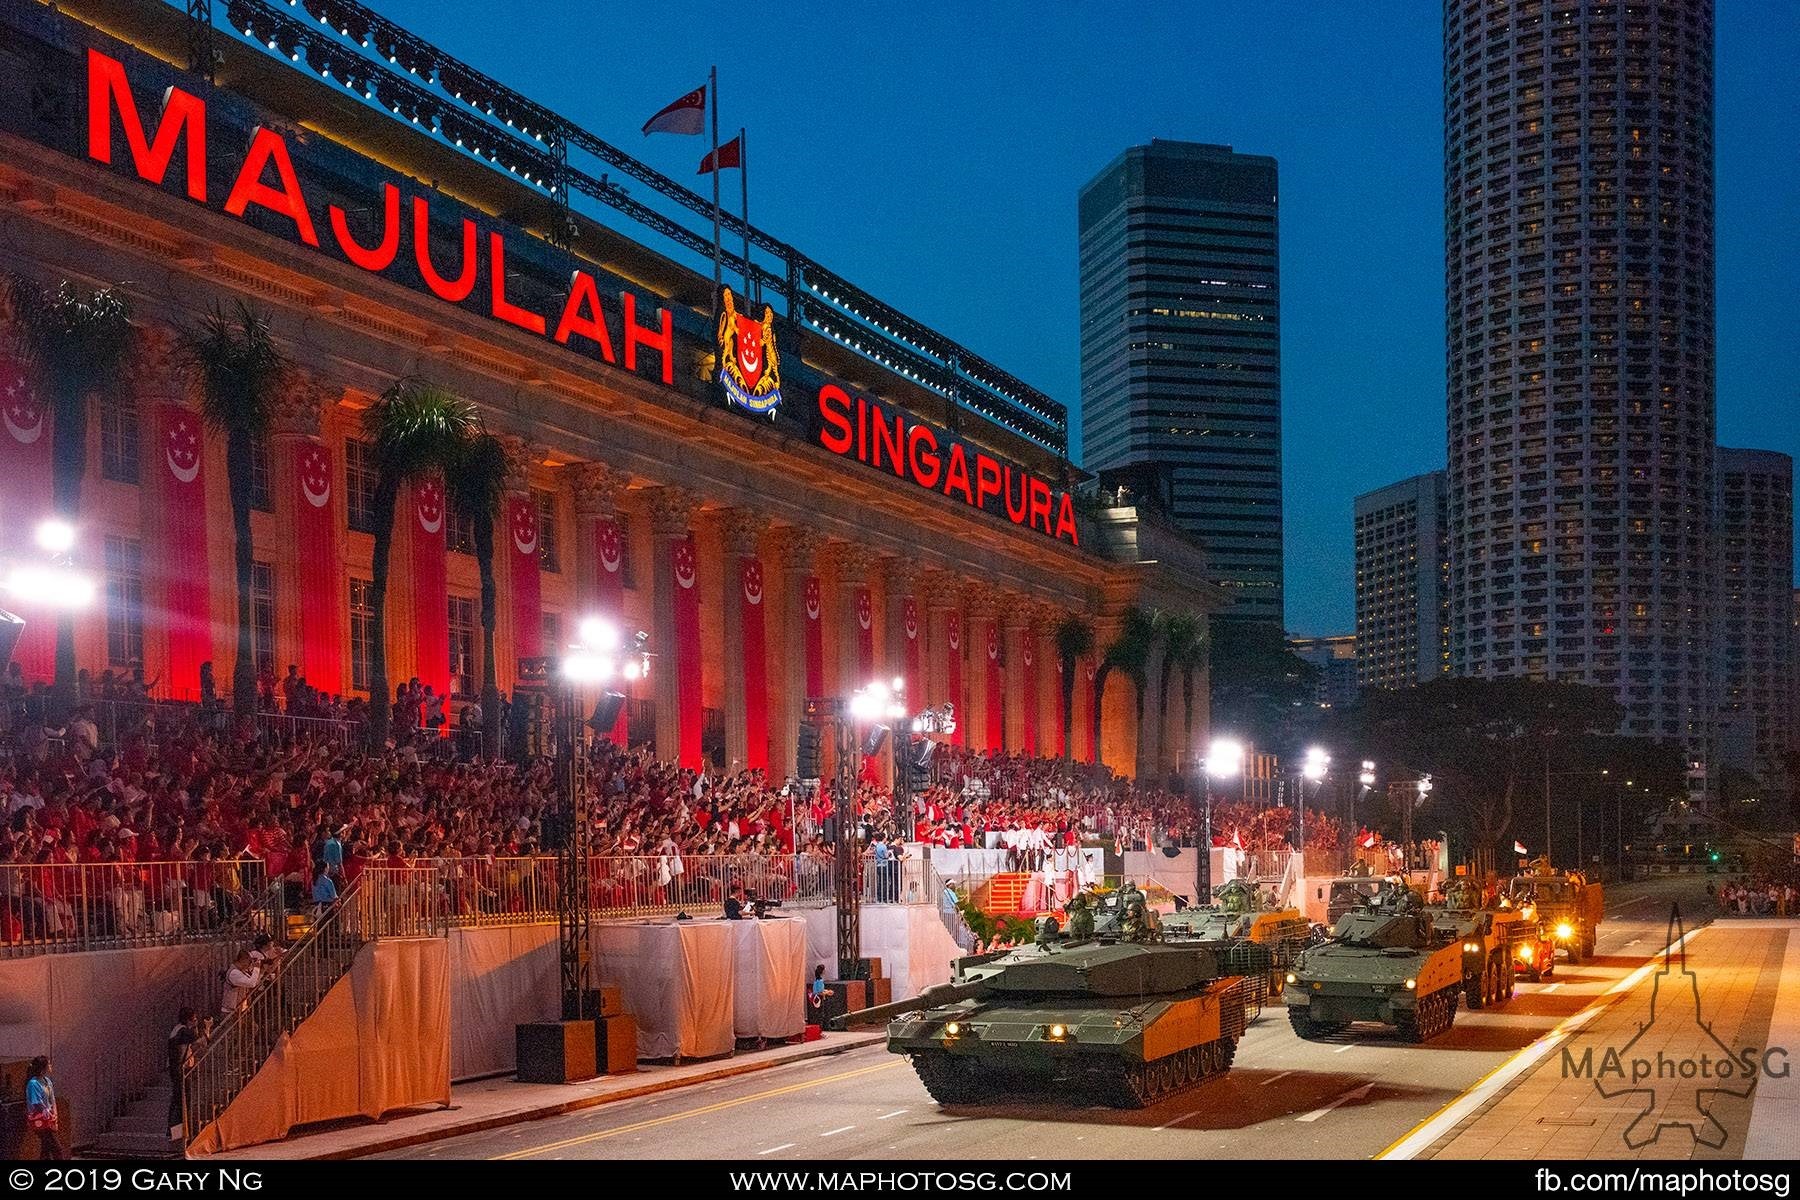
[642,85,706,136]
[698,134,743,174]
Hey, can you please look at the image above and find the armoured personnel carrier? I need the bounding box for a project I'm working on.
[835,898,1248,1108]
[1427,877,1527,1008]
[1284,884,1465,1042]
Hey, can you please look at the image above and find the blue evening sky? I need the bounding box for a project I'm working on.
[362,0,1799,634]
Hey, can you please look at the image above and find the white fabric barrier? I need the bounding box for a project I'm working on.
[448,925,560,1079]
[593,920,735,1060]
[729,918,806,1039]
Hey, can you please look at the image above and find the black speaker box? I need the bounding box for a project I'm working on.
[516,1020,597,1083]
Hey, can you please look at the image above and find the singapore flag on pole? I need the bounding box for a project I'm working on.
[642,85,706,136]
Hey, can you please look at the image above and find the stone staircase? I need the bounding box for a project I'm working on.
[87,1083,181,1159]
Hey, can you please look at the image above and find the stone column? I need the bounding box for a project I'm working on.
[827,543,880,696]
[1137,624,1169,783]
[718,508,769,772]
[964,588,1000,754]
[568,461,630,614]
[768,525,822,779]
[1091,614,1122,769]
[647,487,700,763]
[1003,610,1032,754]
[883,558,920,700]
[924,573,964,743]
[270,373,334,691]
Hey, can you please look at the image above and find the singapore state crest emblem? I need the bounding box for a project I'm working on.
[716,287,782,416]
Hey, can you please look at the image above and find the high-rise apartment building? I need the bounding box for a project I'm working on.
[1079,140,1283,623]
[1444,0,1716,750]
[1354,472,1450,689]
[1716,449,1795,785]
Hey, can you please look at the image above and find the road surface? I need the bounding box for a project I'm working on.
[380,876,1715,1161]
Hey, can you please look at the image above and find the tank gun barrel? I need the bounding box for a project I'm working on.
[827,977,990,1031]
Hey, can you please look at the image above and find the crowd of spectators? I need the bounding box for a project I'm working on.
[1714,877,1799,917]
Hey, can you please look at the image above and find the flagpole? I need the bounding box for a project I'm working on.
[709,66,722,318]
[739,127,752,304]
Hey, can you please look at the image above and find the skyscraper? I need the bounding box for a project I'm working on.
[1079,140,1283,623]
[1354,471,1450,690]
[1444,0,1716,751]
[1715,449,1795,786]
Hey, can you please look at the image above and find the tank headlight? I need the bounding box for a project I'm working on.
[1404,978,1417,990]
[1555,922,1574,941]
[1285,972,1298,985]
[1464,941,1481,953]
[1047,1023,1067,1041]
[944,1021,961,1038]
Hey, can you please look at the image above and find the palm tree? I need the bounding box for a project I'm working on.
[1052,616,1094,763]
[3,276,134,712]
[1095,607,1156,776]
[180,303,286,719]
[443,430,510,758]
[1175,617,1210,757]
[1156,612,1202,772]
[362,378,478,747]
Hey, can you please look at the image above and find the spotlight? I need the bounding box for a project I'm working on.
[35,519,75,555]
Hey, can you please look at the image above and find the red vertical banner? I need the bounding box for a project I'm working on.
[802,575,823,699]
[156,405,210,696]
[1084,658,1098,763]
[901,595,920,693]
[854,584,874,680]
[1022,636,1038,756]
[672,535,702,769]
[594,516,628,744]
[0,356,53,681]
[1053,653,1067,759]
[984,620,1002,750]
[410,477,449,697]
[946,613,963,747]
[293,441,342,695]
[740,557,768,771]
[507,495,541,661]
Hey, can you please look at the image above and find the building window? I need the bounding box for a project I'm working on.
[100,392,139,484]
[535,489,560,573]
[250,561,276,679]
[349,578,375,693]
[542,611,561,654]
[249,438,273,513]
[345,439,378,534]
[448,505,476,556]
[448,595,476,697]
[103,536,145,668]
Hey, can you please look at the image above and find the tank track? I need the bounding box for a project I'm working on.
[1090,1036,1238,1108]
[1395,987,1460,1043]
[1287,1008,1348,1040]
[910,1054,993,1105]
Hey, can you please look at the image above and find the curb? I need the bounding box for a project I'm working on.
[216,1033,889,1161]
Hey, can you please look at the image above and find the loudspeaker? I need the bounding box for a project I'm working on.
[595,1014,638,1074]
[796,724,823,778]
[515,1020,597,1083]
[912,736,936,773]
[861,725,890,756]
[587,691,626,732]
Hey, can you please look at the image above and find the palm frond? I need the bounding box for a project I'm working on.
[444,430,511,523]
[3,274,133,403]
[179,301,287,436]
[363,376,479,482]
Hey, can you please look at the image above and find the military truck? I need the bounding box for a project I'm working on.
[1321,875,1389,926]
[1428,877,1529,1008]
[1284,884,1465,1042]
[1504,859,1604,977]
[834,899,1249,1107]
[1161,879,1311,1012]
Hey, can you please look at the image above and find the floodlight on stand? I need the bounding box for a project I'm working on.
[35,519,76,555]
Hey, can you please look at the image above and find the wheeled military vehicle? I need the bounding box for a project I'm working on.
[1161,879,1311,1011]
[1505,859,1604,978]
[1284,884,1465,1042]
[1428,877,1528,1008]
[835,901,1248,1107]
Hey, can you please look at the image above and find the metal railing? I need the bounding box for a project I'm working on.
[856,856,933,906]
[181,875,370,1148]
[0,859,276,957]
[432,853,835,925]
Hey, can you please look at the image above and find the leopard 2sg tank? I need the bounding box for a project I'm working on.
[1284,883,1465,1042]
[833,918,1248,1108]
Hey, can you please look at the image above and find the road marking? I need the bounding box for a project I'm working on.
[758,1143,794,1155]
[1333,1043,1356,1053]
[1153,1108,1208,1131]
[493,1060,903,1159]
[1379,922,1706,1160]
[1542,982,1563,993]
[1296,1083,1372,1122]
[1260,1071,1293,1087]
[877,1109,908,1120]
[821,1125,855,1137]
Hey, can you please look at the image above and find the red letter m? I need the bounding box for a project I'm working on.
[87,49,207,201]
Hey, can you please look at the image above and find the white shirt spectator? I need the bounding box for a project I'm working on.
[220,963,262,1015]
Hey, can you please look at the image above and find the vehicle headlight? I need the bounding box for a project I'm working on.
[1404,978,1417,990]
[1555,923,1574,941]
[1047,1023,1067,1041]
[1285,972,1298,985]
[1464,941,1481,953]
[1522,905,1536,920]
[944,1021,961,1038]
[1518,944,1534,961]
